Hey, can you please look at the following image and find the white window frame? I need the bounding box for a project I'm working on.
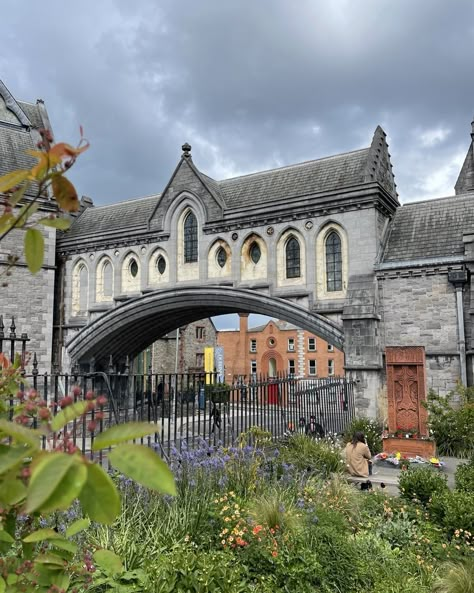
[308,360,317,376]
[287,338,295,352]
[288,359,295,375]
[250,339,257,353]
[328,359,335,376]
[250,360,257,374]
[327,344,334,352]
[308,337,316,352]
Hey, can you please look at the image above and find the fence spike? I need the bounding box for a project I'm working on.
[9,316,16,338]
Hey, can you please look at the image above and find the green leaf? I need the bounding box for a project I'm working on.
[25,452,75,513]
[24,228,44,274]
[9,183,28,208]
[40,461,87,512]
[37,217,71,231]
[79,463,120,524]
[0,169,29,192]
[0,530,14,543]
[0,444,34,475]
[0,213,15,235]
[0,575,5,593]
[51,400,89,432]
[15,201,40,227]
[51,538,78,554]
[34,553,65,567]
[23,528,62,543]
[0,419,41,447]
[93,549,123,576]
[65,517,90,538]
[109,444,176,495]
[49,571,70,590]
[0,477,26,506]
[92,421,159,451]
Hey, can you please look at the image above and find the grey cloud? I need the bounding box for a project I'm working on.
[1,0,473,204]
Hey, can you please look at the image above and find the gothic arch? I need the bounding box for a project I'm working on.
[240,233,267,282]
[315,222,348,299]
[95,256,114,302]
[148,247,170,286]
[176,205,201,282]
[71,259,89,316]
[121,251,141,293]
[276,227,306,287]
[208,238,232,278]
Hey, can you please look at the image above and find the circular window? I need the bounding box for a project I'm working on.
[249,242,261,264]
[129,259,138,278]
[157,256,166,275]
[216,247,227,268]
[267,337,276,348]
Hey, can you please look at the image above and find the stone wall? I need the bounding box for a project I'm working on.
[378,270,461,394]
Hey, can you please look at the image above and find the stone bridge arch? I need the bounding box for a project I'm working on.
[66,285,344,364]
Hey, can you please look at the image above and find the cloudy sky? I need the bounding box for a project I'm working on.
[2,0,474,210]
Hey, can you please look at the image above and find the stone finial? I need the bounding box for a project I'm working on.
[471,115,474,140]
[182,142,192,158]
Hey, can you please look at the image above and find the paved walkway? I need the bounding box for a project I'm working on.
[349,456,465,495]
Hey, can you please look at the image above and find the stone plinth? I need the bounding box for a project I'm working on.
[383,437,436,458]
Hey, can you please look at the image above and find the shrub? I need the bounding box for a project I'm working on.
[343,417,383,454]
[454,457,474,492]
[399,466,448,505]
[148,547,248,593]
[281,434,345,478]
[425,387,474,458]
[432,559,474,593]
[429,490,474,535]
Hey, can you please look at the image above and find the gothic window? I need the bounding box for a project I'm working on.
[184,211,198,263]
[102,261,113,298]
[249,242,261,264]
[216,247,227,268]
[157,256,166,275]
[79,265,88,311]
[285,237,301,278]
[325,231,342,292]
[129,258,139,278]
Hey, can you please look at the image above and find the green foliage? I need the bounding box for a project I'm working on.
[249,489,301,533]
[399,466,448,505]
[429,489,474,535]
[343,416,384,454]
[281,433,345,478]
[432,559,474,593]
[454,457,474,492]
[147,547,248,593]
[425,386,474,457]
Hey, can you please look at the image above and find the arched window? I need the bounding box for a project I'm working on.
[285,237,300,278]
[157,256,166,275]
[129,258,139,278]
[102,261,113,298]
[325,231,342,292]
[79,265,88,311]
[216,247,227,268]
[184,211,198,263]
[249,242,261,264]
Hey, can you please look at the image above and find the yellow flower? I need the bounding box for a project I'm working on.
[224,516,231,522]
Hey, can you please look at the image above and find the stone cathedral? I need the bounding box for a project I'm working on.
[1,79,473,418]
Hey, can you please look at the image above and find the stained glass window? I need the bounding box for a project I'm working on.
[157,256,166,275]
[249,242,261,264]
[184,211,198,263]
[216,247,227,268]
[285,237,300,278]
[325,231,342,291]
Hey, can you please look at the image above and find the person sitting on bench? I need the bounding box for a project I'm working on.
[344,431,372,477]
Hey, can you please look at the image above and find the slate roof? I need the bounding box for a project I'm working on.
[382,192,474,262]
[214,148,371,209]
[62,195,159,240]
[17,101,44,129]
[0,126,38,178]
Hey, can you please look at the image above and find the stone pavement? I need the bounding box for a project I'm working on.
[349,456,465,496]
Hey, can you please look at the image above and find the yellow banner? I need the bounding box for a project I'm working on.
[204,347,214,384]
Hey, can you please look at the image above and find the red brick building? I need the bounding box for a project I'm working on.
[217,314,344,383]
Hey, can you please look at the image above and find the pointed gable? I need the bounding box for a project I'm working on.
[455,119,474,195]
[148,143,226,231]
[363,125,398,199]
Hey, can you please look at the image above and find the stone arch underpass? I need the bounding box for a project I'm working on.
[66,285,344,365]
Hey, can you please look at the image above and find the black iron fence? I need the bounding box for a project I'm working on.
[0,315,356,461]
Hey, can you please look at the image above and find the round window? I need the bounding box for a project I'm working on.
[216,247,227,268]
[249,242,261,264]
[267,337,276,348]
[157,256,166,275]
[129,259,139,278]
